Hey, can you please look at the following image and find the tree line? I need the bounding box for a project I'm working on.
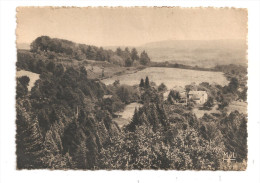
[16,53,146,169]
[16,65,247,170]
[98,78,247,170]
[30,36,150,67]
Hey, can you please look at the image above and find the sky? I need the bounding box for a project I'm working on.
[16,7,247,47]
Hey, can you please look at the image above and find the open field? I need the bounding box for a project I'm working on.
[102,67,229,89]
[16,70,40,91]
[227,101,247,115]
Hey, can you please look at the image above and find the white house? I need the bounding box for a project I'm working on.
[188,91,208,104]
[103,95,113,99]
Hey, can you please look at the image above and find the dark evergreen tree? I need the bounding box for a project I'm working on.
[96,47,106,61]
[129,108,140,131]
[116,47,123,57]
[220,111,247,161]
[124,47,130,54]
[74,141,88,169]
[228,77,239,93]
[125,57,133,67]
[16,100,47,169]
[145,76,150,88]
[139,78,145,88]
[131,48,139,61]
[140,51,150,65]
[149,104,160,131]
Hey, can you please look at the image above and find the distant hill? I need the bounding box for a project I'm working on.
[20,38,248,68]
[142,39,246,49]
[139,39,247,67]
[105,39,247,68]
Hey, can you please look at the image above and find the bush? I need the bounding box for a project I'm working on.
[116,85,139,104]
[203,96,214,110]
[158,83,167,92]
[98,126,224,170]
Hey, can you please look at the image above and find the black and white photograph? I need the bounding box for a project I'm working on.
[14,7,249,170]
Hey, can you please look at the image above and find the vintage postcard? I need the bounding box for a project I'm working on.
[16,7,248,170]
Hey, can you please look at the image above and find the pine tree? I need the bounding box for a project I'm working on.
[132,108,139,125]
[146,104,160,131]
[16,101,47,169]
[129,108,140,131]
[116,47,123,57]
[139,78,145,88]
[125,47,130,54]
[140,51,150,65]
[131,48,139,61]
[74,141,88,169]
[145,76,150,88]
[157,104,169,127]
[125,57,133,67]
[139,112,149,125]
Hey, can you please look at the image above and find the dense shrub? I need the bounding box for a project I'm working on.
[28,36,151,66]
[98,126,224,170]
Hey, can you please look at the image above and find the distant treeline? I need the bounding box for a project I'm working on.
[29,36,151,67]
[150,61,216,71]
[150,61,247,74]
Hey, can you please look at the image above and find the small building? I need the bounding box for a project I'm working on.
[188,91,208,104]
[179,91,188,104]
[103,95,113,99]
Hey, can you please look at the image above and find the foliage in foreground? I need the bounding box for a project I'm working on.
[98,126,224,170]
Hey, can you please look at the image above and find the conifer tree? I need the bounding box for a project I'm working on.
[140,51,150,65]
[125,57,133,67]
[129,108,140,131]
[16,101,47,169]
[132,108,139,124]
[145,76,150,88]
[131,48,139,61]
[139,78,145,88]
[139,112,149,125]
[116,47,123,57]
[74,141,88,169]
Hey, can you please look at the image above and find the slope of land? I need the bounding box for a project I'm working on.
[106,39,247,68]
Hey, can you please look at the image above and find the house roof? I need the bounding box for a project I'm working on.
[188,91,207,99]
[188,91,207,95]
[103,95,113,99]
[179,91,187,98]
